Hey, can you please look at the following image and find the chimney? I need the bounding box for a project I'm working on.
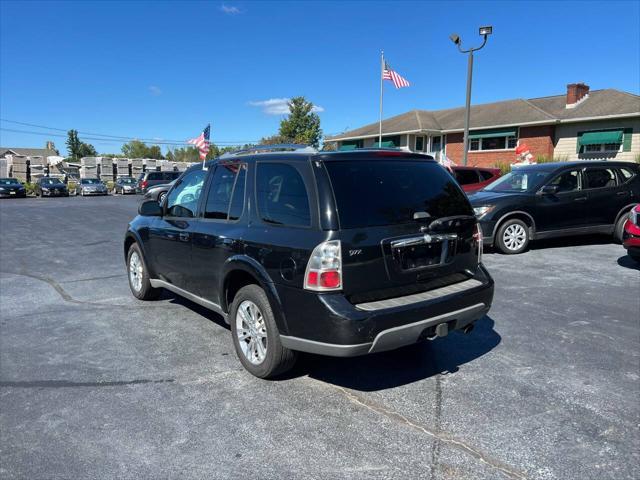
[566,83,589,108]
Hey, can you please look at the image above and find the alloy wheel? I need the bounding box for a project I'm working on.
[235,300,268,365]
[129,251,143,292]
[502,224,527,251]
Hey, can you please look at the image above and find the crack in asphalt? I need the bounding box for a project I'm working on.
[60,273,127,284]
[0,379,175,388]
[329,384,528,480]
[0,271,175,309]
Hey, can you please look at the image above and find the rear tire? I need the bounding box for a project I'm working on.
[127,243,161,300]
[230,285,297,379]
[495,218,530,254]
[614,213,628,244]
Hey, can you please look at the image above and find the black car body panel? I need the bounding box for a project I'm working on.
[469,161,640,245]
[125,150,494,357]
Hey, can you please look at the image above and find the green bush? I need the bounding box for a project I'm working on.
[634,153,640,164]
[494,162,512,175]
[536,154,568,163]
[21,182,37,196]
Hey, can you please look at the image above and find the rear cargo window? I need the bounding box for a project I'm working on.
[325,160,471,228]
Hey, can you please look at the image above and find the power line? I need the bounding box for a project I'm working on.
[0,119,258,145]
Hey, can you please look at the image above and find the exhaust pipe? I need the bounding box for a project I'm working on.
[462,323,474,335]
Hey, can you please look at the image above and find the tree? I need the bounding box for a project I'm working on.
[66,130,97,160]
[121,140,164,159]
[278,97,322,147]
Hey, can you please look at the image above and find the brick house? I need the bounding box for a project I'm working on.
[325,84,640,167]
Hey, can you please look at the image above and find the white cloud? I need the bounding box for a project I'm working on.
[148,85,162,96]
[220,4,242,14]
[248,98,325,115]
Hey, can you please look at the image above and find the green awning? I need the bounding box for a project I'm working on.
[468,128,517,140]
[579,130,623,146]
[339,144,358,151]
[373,141,396,148]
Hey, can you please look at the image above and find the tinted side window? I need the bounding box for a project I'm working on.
[549,170,581,193]
[256,163,311,227]
[148,172,161,181]
[617,167,635,182]
[166,169,207,218]
[585,168,617,189]
[204,164,241,219]
[455,169,480,185]
[479,170,495,181]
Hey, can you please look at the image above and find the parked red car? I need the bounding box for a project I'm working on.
[622,204,640,263]
[452,166,502,193]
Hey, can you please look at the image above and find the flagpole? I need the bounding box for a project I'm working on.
[379,50,384,146]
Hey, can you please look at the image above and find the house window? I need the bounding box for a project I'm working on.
[415,136,424,151]
[578,129,624,154]
[467,128,518,151]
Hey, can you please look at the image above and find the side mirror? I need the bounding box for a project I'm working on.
[539,185,559,195]
[138,199,163,217]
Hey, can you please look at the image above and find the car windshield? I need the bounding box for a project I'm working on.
[41,178,61,185]
[82,179,101,184]
[325,159,472,228]
[120,178,136,184]
[483,169,551,193]
[0,178,19,185]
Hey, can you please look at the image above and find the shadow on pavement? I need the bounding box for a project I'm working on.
[617,255,640,271]
[295,316,501,391]
[167,294,230,330]
[529,233,613,251]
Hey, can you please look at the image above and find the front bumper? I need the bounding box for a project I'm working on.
[42,190,68,197]
[623,220,640,256]
[0,190,26,198]
[277,264,494,357]
[81,190,108,195]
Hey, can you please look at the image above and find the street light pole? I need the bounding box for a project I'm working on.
[450,26,492,166]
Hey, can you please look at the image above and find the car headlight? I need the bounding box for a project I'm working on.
[473,206,495,218]
[42,187,50,191]
[0,187,6,192]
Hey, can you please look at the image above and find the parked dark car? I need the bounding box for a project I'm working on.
[76,178,108,196]
[622,204,640,262]
[0,178,26,198]
[452,166,502,193]
[143,180,176,204]
[124,148,493,378]
[114,176,138,194]
[137,171,181,194]
[35,177,69,197]
[469,161,639,254]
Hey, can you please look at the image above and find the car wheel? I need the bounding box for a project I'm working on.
[158,191,167,204]
[614,214,629,244]
[127,243,161,300]
[496,218,530,254]
[230,285,297,379]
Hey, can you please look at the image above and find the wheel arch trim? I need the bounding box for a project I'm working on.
[491,210,537,240]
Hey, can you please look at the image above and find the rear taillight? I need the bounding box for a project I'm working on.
[304,240,342,291]
[141,180,148,189]
[473,223,483,264]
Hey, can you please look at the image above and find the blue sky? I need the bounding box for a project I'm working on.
[1,0,639,155]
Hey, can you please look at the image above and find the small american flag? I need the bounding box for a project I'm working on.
[187,124,211,160]
[383,63,410,89]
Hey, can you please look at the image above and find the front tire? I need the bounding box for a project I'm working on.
[614,214,628,244]
[127,243,161,300]
[158,191,167,204]
[496,218,530,254]
[230,285,297,379]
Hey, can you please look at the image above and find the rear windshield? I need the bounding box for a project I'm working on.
[325,160,472,228]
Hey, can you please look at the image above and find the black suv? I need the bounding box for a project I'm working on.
[469,161,639,254]
[137,170,181,194]
[124,148,494,378]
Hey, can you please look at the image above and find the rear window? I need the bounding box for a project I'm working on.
[479,170,495,181]
[256,163,311,227]
[325,160,471,229]
[147,172,161,180]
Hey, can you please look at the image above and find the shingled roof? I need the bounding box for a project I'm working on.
[327,89,640,141]
[0,147,58,158]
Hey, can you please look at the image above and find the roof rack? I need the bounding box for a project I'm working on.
[220,144,317,158]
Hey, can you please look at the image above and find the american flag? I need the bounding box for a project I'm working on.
[383,63,410,89]
[187,124,211,160]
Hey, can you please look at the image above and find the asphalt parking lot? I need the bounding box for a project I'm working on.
[1,195,638,480]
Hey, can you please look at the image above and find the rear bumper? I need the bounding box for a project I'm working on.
[278,264,494,357]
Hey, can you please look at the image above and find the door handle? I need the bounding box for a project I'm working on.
[179,232,191,242]
[574,197,587,202]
